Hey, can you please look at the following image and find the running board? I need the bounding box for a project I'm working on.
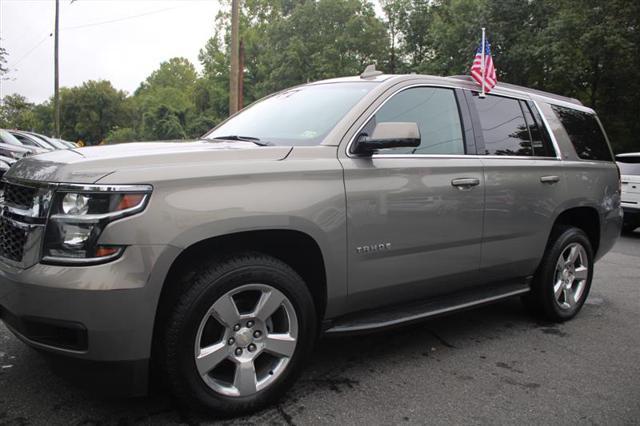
[324,280,531,335]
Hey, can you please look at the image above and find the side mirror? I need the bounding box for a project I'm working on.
[353,122,421,155]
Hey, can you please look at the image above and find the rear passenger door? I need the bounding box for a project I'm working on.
[340,86,485,311]
[465,91,565,282]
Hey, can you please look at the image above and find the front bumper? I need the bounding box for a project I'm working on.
[0,244,168,362]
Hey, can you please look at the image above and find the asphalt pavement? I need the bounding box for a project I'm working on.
[1,233,639,425]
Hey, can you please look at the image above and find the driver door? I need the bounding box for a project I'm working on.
[339,86,485,311]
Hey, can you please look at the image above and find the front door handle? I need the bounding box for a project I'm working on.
[540,175,560,184]
[451,178,480,189]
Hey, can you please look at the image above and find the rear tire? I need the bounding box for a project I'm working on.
[524,226,594,322]
[160,252,317,416]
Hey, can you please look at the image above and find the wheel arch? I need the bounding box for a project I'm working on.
[151,228,329,360]
[547,205,601,256]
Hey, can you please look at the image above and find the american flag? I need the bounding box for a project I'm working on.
[470,39,497,93]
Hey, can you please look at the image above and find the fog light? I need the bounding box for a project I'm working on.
[62,224,92,247]
[62,193,90,215]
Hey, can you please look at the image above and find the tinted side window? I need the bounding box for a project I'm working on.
[12,134,38,147]
[551,105,612,161]
[471,94,533,156]
[520,102,547,157]
[367,87,464,155]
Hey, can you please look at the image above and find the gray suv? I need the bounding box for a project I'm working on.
[0,72,621,415]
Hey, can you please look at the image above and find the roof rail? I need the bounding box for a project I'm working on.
[448,75,472,81]
[446,74,583,106]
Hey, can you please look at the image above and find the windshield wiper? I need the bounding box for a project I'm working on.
[209,135,273,146]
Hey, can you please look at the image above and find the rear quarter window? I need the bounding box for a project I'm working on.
[551,105,612,162]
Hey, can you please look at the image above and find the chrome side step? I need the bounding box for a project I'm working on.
[324,281,531,335]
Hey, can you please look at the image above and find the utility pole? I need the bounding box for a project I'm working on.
[229,0,240,115]
[238,40,244,111]
[54,0,60,137]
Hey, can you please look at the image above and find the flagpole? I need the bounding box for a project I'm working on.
[480,27,486,98]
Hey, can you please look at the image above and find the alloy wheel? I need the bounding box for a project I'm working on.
[553,243,589,310]
[193,283,298,397]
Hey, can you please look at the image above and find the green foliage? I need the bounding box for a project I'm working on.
[0,94,37,130]
[58,80,129,144]
[0,40,8,77]
[106,127,139,144]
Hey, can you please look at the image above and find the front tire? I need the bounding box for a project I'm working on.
[161,252,317,416]
[525,226,594,322]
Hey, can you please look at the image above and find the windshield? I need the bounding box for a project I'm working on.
[24,133,56,149]
[0,129,23,146]
[205,82,377,146]
[34,134,67,149]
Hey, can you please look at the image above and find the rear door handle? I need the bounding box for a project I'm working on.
[540,175,560,184]
[451,178,480,189]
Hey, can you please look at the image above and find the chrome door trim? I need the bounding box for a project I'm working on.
[531,100,563,160]
[344,83,563,162]
[344,83,507,159]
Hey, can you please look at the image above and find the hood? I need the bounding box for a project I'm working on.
[5,140,293,184]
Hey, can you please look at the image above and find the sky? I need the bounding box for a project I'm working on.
[0,0,222,103]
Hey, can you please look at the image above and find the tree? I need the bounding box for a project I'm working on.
[58,80,128,144]
[0,40,8,77]
[106,127,138,144]
[257,0,387,94]
[136,57,198,95]
[381,0,410,73]
[0,94,37,130]
[131,57,202,140]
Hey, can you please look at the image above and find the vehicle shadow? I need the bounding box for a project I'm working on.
[3,296,556,425]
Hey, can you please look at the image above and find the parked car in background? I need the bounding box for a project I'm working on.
[8,130,77,151]
[0,129,49,155]
[51,137,78,149]
[0,130,32,180]
[8,130,56,151]
[616,153,640,232]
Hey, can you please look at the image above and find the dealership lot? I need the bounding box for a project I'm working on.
[1,233,639,425]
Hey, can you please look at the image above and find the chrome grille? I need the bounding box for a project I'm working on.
[0,180,52,267]
[4,183,37,209]
[0,217,28,262]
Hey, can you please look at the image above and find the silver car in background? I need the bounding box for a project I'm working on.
[617,153,640,232]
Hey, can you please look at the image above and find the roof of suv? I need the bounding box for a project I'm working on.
[310,73,587,111]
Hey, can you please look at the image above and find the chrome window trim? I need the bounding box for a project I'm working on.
[344,83,560,161]
[370,154,561,161]
[345,83,476,159]
[531,100,562,160]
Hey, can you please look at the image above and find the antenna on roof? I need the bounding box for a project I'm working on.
[361,64,383,79]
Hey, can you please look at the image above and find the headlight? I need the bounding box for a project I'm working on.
[61,193,90,215]
[42,184,152,265]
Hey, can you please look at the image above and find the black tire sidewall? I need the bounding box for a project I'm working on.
[165,254,317,416]
[535,227,594,321]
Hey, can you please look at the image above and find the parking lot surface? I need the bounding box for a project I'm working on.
[1,233,639,425]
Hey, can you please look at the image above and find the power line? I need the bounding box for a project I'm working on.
[4,3,191,70]
[6,33,52,69]
[61,5,188,31]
